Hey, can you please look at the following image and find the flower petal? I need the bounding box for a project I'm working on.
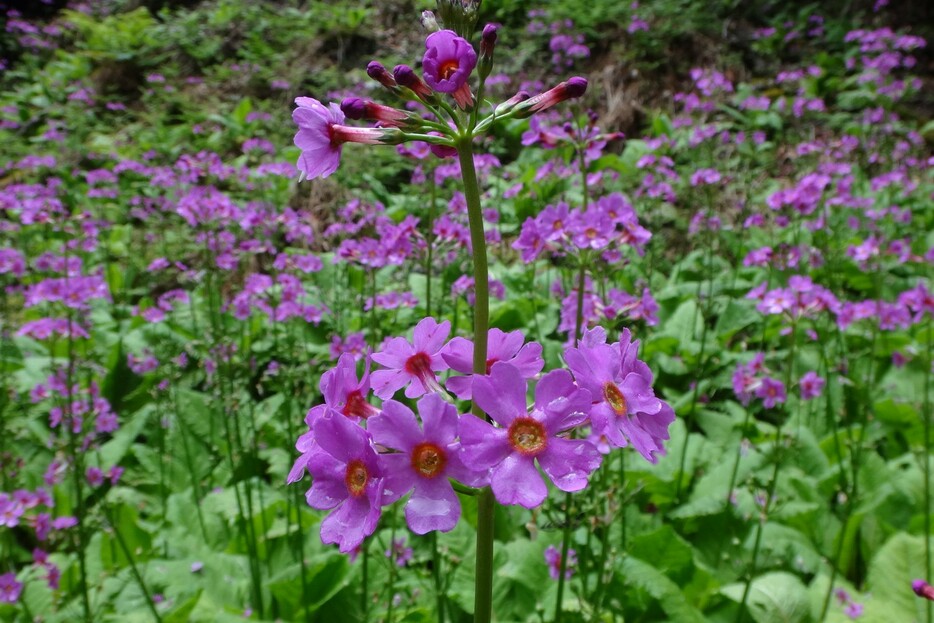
[538,437,602,492]
[490,453,547,508]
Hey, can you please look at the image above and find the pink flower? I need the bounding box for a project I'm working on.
[422,30,477,102]
[799,371,825,400]
[305,413,384,553]
[293,97,345,180]
[371,317,451,399]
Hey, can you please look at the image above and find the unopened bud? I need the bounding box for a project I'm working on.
[478,23,499,81]
[494,90,530,115]
[421,10,440,32]
[340,97,367,120]
[366,61,397,89]
[435,0,481,39]
[513,77,588,118]
[393,64,435,101]
[914,580,934,601]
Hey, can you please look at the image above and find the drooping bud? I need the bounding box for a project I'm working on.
[340,97,414,129]
[393,64,435,101]
[478,23,499,81]
[435,0,481,39]
[421,10,440,32]
[366,61,397,90]
[512,77,588,118]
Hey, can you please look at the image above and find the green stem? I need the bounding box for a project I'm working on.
[456,135,493,623]
[104,504,163,622]
[556,261,588,623]
[737,320,798,623]
[432,532,446,623]
[924,322,933,623]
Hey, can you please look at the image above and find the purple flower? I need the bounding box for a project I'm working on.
[293,97,345,180]
[287,354,378,485]
[459,364,602,508]
[369,393,483,533]
[544,545,577,580]
[293,97,399,181]
[422,30,477,95]
[755,377,786,408]
[564,327,674,463]
[0,572,22,603]
[304,413,384,553]
[371,317,451,399]
[799,371,825,400]
[441,328,544,399]
[385,537,413,567]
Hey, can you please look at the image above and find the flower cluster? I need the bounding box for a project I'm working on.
[290,22,587,182]
[289,318,674,552]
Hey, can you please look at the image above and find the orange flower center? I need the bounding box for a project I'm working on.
[508,417,547,456]
[439,60,459,80]
[411,442,447,479]
[603,382,627,416]
[344,459,369,497]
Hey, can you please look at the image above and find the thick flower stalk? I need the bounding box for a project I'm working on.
[285,9,668,623]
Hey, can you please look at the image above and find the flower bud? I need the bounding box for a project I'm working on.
[366,61,397,90]
[513,77,588,118]
[914,580,934,601]
[478,23,499,81]
[421,10,440,32]
[340,97,414,128]
[435,0,481,39]
[393,64,437,103]
[494,90,530,115]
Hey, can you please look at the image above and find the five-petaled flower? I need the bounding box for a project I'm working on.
[459,363,602,508]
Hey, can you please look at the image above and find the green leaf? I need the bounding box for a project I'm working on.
[722,572,812,623]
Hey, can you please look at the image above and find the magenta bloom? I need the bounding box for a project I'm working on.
[798,370,825,400]
[544,545,577,580]
[293,96,345,180]
[441,328,544,399]
[0,572,22,603]
[423,30,477,93]
[371,317,451,399]
[305,413,384,553]
[755,377,786,408]
[459,364,602,508]
[287,353,378,485]
[368,393,483,534]
[564,327,674,463]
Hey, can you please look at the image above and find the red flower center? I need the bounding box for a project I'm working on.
[342,390,372,419]
[439,60,459,80]
[508,417,547,456]
[411,442,447,479]
[344,459,369,497]
[484,357,499,374]
[404,352,434,383]
[603,382,628,416]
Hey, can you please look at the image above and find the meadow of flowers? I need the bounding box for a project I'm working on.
[0,0,932,622]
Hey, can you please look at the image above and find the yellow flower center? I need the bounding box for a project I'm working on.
[508,417,547,456]
[603,382,627,416]
[411,442,447,479]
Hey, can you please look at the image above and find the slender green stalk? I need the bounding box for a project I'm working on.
[432,532,446,623]
[456,134,493,623]
[675,234,715,502]
[426,171,437,318]
[555,260,588,623]
[736,320,799,623]
[104,505,163,622]
[924,322,932,623]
